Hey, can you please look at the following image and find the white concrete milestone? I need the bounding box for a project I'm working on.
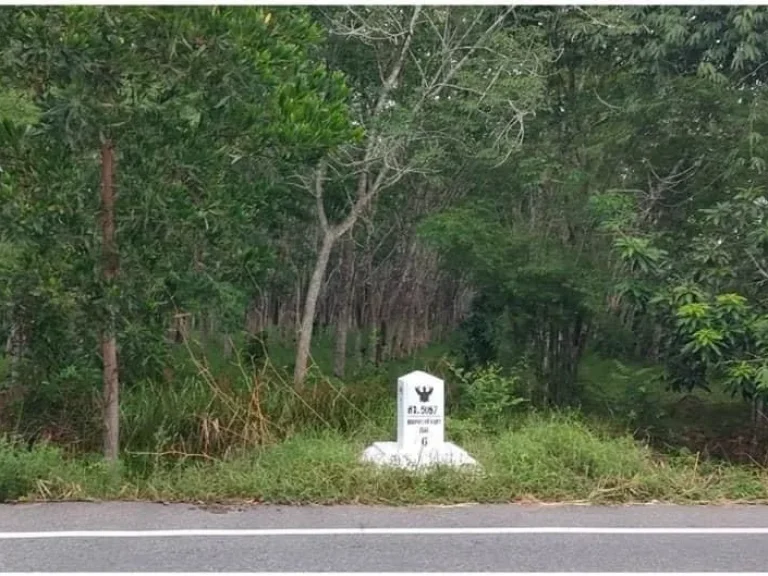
[361,370,477,470]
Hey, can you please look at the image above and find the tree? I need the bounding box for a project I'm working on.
[292,6,550,386]
[597,6,768,411]
[0,6,355,456]
[419,6,768,406]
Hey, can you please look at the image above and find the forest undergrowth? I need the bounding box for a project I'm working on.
[2,336,767,505]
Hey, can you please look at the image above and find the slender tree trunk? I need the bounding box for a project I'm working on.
[333,304,350,378]
[354,320,363,369]
[333,233,354,378]
[367,322,378,365]
[99,139,120,461]
[5,309,26,388]
[273,296,281,335]
[752,396,768,441]
[406,314,416,356]
[245,294,261,336]
[294,231,335,387]
[294,156,374,387]
[294,277,302,339]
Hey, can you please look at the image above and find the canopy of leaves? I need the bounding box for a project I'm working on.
[0,7,357,406]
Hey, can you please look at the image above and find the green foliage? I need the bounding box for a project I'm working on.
[0,437,66,501]
[0,6,358,405]
[0,89,40,127]
[607,360,666,428]
[656,288,768,399]
[449,363,528,427]
[615,236,667,276]
[637,7,768,86]
[422,200,600,406]
[607,186,768,401]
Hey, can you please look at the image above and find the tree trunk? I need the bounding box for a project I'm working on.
[245,294,261,336]
[99,139,120,461]
[406,314,416,356]
[5,310,26,388]
[354,324,363,369]
[223,336,234,359]
[752,396,768,442]
[333,233,354,378]
[294,231,335,387]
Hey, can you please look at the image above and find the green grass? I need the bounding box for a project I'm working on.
[3,337,768,505]
[3,412,768,505]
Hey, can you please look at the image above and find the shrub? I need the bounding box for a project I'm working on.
[0,438,65,501]
[449,363,528,427]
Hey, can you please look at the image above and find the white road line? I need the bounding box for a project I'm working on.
[2,526,768,539]
[1,573,764,576]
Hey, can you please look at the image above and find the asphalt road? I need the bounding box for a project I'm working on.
[2,502,768,572]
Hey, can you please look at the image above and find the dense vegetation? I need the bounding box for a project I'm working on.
[2,6,768,503]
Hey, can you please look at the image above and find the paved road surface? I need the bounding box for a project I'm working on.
[2,503,768,572]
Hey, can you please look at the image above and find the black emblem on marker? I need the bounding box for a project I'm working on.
[415,386,433,402]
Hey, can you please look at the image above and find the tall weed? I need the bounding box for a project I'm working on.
[120,341,393,469]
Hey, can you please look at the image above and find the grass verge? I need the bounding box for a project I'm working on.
[3,412,768,505]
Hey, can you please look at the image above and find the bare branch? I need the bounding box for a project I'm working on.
[428,7,514,101]
[314,159,330,233]
[423,9,448,52]
[594,89,622,111]
[336,166,390,238]
[332,7,409,43]
[371,6,422,121]
[408,47,429,87]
